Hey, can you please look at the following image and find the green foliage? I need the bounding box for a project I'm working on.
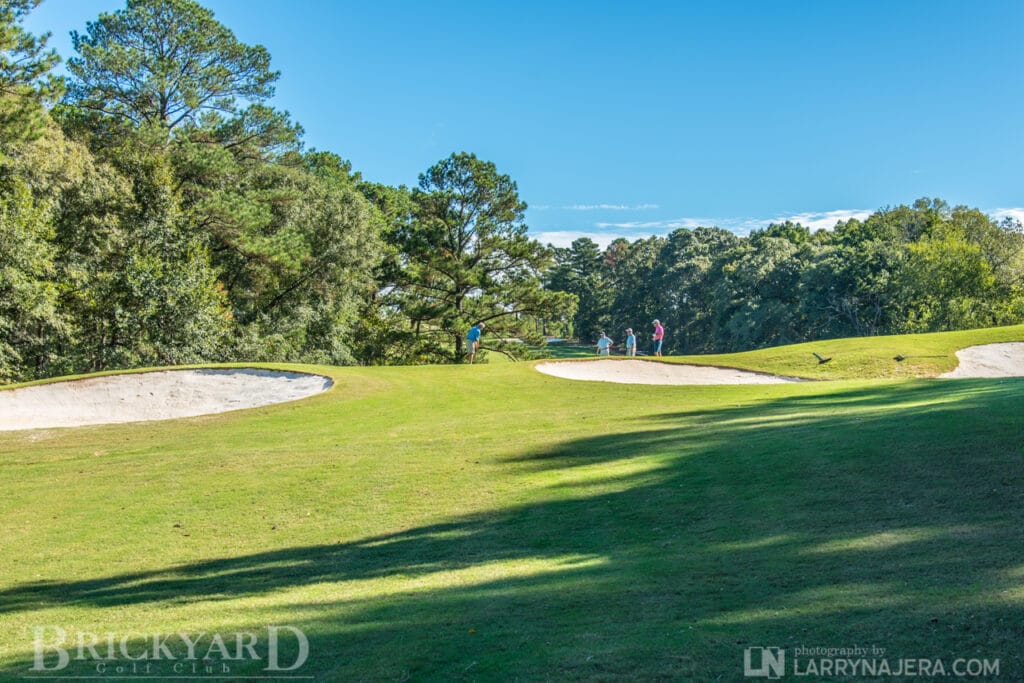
[547,237,608,342]
[52,0,380,372]
[3,0,1022,381]
[654,228,736,352]
[0,176,57,380]
[48,123,230,371]
[389,152,575,363]
[544,199,1024,354]
[0,0,61,145]
[172,127,382,364]
[66,0,277,131]
[899,237,994,331]
[804,222,901,337]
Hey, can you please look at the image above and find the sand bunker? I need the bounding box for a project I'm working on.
[939,343,1024,378]
[0,368,332,431]
[535,359,801,385]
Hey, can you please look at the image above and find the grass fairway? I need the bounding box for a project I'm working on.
[1,327,1023,680]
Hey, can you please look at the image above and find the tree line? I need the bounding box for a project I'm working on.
[2,0,1021,383]
[546,201,1024,354]
[0,0,573,382]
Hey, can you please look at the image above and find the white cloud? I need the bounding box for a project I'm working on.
[561,203,660,211]
[530,203,661,211]
[991,208,1024,225]
[595,218,707,230]
[596,210,871,234]
[533,231,622,249]
[768,209,873,232]
[534,207,1023,249]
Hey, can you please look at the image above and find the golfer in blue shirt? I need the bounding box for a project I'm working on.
[466,322,485,363]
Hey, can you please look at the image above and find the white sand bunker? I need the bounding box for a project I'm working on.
[0,368,333,431]
[939,343,1024,378]
[535,359,801,385]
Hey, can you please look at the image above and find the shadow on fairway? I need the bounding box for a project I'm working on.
[3,380,1023,679]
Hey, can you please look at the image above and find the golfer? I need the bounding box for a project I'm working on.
[466,322,485,363]
[596,332,613,356]
[652,319,664,357]
[624,328,637,356]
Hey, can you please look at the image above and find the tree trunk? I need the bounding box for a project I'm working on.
[454,293,464,357]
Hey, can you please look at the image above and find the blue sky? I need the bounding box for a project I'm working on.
[26,0,1024,247]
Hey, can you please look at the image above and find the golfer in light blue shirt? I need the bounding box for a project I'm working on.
[466,322,485,363]
[596,332,613,356]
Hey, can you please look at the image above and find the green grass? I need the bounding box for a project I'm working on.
[1,326,1023,680]
[541,340,599,359]
[664,324,1024,380]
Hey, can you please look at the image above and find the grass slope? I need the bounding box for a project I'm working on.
[1,327,1022,680]
[560,323,1024,380]
[667,324,1024,380]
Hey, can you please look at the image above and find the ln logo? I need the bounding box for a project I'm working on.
[744,647,785,679]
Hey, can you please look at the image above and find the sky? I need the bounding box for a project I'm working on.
[25,0,1024,247]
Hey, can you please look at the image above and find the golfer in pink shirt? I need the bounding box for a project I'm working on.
[652,319,664,356]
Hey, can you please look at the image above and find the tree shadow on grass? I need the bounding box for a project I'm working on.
[2,380,1023,679]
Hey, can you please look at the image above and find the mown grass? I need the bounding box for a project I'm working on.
[540,340,599,359]
[0,327,1022,680]
[667,324,1024,380]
